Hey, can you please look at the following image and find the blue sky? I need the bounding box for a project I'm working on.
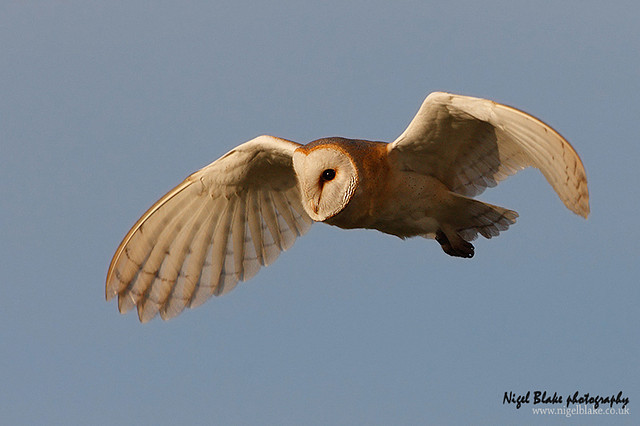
[1,2,638,425]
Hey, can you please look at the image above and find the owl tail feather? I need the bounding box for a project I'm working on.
[436,193,519,258]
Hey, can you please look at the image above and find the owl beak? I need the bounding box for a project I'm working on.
[301,189,325,221]
[310,199,320,215]
[306,192,321,218]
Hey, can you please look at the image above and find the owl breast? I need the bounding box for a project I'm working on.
[326,168,444,238]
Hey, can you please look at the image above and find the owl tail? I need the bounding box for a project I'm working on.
[435,193,519,258]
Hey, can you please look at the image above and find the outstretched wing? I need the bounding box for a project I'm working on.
[388,92,590,218]
[106,135,313,322]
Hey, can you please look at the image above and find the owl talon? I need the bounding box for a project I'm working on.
[436,230,475,258]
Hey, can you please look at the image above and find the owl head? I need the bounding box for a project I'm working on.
[292,138,360,222]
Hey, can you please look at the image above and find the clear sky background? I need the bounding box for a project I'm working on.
[1,2,638,425]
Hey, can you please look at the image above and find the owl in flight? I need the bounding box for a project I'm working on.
[106,92,589,322]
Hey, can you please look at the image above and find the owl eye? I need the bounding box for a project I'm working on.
[321,169,336,181]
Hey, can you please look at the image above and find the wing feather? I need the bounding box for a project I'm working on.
[231,192,247,281]
[260,207,281,266]
[259,190,283,251]
[106,135,313,322]
[137,198,212,322]
[207,198,234,298]
[239,218,261,282]
[159,206,218,320]
[271,192,298,250]
[246,190,265,266]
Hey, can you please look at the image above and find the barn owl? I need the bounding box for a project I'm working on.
[106,92,589,322]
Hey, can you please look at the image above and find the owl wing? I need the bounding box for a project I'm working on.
[388,92,589,217]
[106,135,313,322]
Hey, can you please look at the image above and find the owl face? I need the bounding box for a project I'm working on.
[292,141,359,222]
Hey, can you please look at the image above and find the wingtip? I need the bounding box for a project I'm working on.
[573,192,590,219]
[580,207,590,219]
[105,273,118,301]
[105,288,116,302]
[571,202,590,219]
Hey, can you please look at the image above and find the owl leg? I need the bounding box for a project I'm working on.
[435,227,474,258]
